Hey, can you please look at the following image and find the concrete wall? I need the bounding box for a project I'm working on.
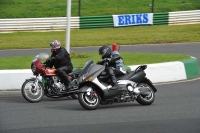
[0,57,199,90]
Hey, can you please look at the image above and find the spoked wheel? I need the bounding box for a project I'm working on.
[78,87,100,110]
[21,78,44,103]
[136,82,155,105]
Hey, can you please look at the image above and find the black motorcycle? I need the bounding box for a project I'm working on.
[77,59,157,110]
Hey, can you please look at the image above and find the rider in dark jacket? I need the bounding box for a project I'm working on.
[45,40,73,90]
[97,45,126,90]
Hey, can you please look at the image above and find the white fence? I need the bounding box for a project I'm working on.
[0,10,199,32]
[169,10,200,25]
[0,17,80,32]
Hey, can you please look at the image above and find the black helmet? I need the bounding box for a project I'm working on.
[99,46,111,59]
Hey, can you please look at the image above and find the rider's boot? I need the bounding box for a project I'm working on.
[64,82,72,92]
[57,67,72,92]
[62,76,71,92]
[106,67,120,90]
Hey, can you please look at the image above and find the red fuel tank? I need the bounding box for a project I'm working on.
[44,68,57,76]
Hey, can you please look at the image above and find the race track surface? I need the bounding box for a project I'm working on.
[0,42,200,133]
[0,80,200,133]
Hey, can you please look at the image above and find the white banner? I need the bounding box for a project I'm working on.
[113,13,153,27]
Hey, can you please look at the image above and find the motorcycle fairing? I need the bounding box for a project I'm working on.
[117,71,146,83]
[44,68,57,76]
[32,60,44,74]
[92,77,130,99]
[79,60,94,76]
[79,64,105,83]
[117,80,136,86]
[69,68,82,76]
[142,78,157,92]
[88,64,105,81]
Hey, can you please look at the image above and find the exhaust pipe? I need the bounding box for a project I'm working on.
[133,87,151,95]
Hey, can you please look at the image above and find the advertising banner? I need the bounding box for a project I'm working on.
[113,13,153,27]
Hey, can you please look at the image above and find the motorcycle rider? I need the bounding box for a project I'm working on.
[97,45,127,90]
[45,40,73,91]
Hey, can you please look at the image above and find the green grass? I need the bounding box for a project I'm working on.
[0,0,199,18]
[0,53,190,70]
[0,24,200,50]
[0,0,199,70]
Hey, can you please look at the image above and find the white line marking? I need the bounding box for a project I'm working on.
[154,77,200,85]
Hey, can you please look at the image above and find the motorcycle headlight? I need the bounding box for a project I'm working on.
[79,72,88,82]
[79,75,85,83]
[31,65,36,73]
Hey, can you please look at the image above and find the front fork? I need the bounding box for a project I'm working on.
[28,76,40,92]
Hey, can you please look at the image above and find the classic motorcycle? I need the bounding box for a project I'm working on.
[21,53,81,103]
[77,59,157,110]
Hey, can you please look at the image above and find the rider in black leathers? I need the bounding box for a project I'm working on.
[97,45,127,90]
[45,40,73,91]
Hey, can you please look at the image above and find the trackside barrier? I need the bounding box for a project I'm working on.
[0,57,199,90]
[0,17,80,32]
[0,10,199,32]
[169,10,200,25]
[79,15,113,29]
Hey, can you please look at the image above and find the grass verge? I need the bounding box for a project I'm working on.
[0,52,190,70]
[0,24,200,50]
[0,0,199,18]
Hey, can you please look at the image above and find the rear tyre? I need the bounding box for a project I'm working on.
[21,78,44,103]
[78,88,100,110]
[136,82,155,105]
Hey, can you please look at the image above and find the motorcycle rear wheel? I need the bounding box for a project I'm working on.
[78,89,100,110]
[136,82,155,105]
[21,78,44,103]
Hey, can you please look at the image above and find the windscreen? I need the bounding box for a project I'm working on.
[79,60,94,76]
[32,53,49,62]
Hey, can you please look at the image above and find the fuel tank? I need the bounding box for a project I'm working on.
[44,68,57,76]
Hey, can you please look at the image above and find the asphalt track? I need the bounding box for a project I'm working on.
[0,42,200,133]
[1,42,200,63]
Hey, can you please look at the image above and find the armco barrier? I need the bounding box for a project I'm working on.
[80,15,113,29]
[0,10,199,32]
[0,17,80,32]
[0,57,199,90]
[169,10,200,25]
[153,12,169,25]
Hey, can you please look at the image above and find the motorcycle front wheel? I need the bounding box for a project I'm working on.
[21,78,44,103]
[78,88,100,110]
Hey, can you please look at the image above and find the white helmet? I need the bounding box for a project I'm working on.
[50,40,61,51]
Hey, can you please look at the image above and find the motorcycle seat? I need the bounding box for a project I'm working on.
[69,68,82,76]
[117,71,135,80]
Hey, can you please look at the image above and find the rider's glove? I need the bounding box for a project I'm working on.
[103,58,111,63]
[97,61,104,65]
[46,57,55,63]
[109,58,114,63]
[51,57,56,61]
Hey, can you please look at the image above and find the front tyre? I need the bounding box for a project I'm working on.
[136,82,155,105]
[21,78,44,103]
[78,88,100,110]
